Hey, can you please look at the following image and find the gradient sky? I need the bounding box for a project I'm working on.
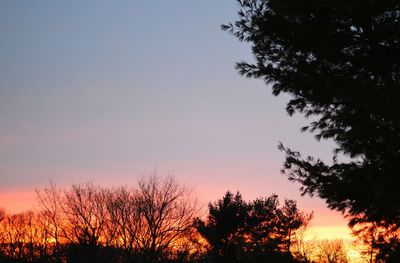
[0,1,349,238]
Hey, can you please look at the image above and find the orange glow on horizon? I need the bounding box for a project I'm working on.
[303,225,363,262]
[0,189,38,213]
[0,187,368,262]
[304,225,353,241]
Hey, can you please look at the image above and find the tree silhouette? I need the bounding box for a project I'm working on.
[61,184,116,263]
[278,199,313,253]
[105,186,141,263]
[352,221,400,263]
[316,239,349,263]
[0,210,48,263]
[196,191,311,263]
[0,181,318,262]
[36,182,64,262]
[196,191,249,263]
[247,194,281,256]
[223,0,400,257]
[134,176,199,263]
[291,222,314,263]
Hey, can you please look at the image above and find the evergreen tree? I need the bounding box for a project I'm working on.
[223,0,400,257]
[195,191,249,263]
[195,192,310,262]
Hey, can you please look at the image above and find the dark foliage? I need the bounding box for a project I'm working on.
[223,0,400,259]
[0,178,312,263]
[195,191,311,263]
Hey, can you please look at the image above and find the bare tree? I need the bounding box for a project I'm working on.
[106,186,141,262]
[291,223,315,262]
[1,212,30,260]
[316,239,349,263]
[33,176,200,262]
[0,211,44,261]
[36,181,64,261]
[134,175,199,262]
[61,183,112,262]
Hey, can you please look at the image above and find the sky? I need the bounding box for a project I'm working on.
[0,1,350,240]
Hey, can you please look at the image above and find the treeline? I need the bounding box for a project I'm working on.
[0,176,348,263]
[195,191,312,263]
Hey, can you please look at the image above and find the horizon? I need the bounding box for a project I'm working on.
[0,0,356,258]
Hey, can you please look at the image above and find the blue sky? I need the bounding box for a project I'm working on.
[0,1,347,230]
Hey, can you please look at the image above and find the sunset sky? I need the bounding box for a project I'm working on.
[0,1,351,241]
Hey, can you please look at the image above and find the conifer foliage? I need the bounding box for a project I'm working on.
[195,191,312,263]
[223,0,400,259]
